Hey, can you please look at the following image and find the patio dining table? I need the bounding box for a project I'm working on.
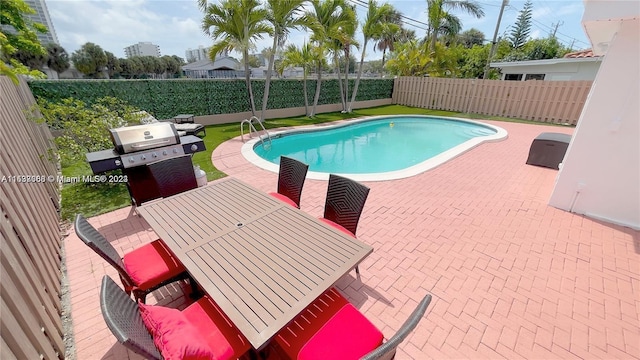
[137,177,373,350]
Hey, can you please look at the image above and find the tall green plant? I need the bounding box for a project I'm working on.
[508,0,533,50]
[261,0,311,121]
[426,0,485,53]
[71,42,108,78]
[201,0,270,115]
[348,0,398,112]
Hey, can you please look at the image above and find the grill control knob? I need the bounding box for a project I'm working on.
[152,152,158,158]
[173,148,179,154]
[162,150,168,156]
[115,160,121,166]
[190,144,198,152]
[141,155,147,160]
[128,157,135,163]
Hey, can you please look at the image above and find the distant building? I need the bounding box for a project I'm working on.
[124,42,161,58]
[182,56,242,78]
[1,0,59,45]
[185,46,211,63]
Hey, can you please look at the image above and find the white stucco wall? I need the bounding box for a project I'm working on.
[549,18,640,229]
[498,60,602,81]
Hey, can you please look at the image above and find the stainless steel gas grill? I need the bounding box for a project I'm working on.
[86,122,206,205]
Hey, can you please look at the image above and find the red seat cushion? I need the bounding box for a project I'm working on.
[298,304,384,360]
[319,218,356,238]
[123,240,185,291]
[183,297,250,359]
[269,191,299,208]
[138,302,231,360]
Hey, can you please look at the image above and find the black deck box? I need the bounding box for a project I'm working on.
[526,132,571,169]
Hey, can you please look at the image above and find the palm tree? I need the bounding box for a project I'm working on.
[374,8,403,69]
[306,0,354,117]
[261,0,311,121]
[348,0,398,112]
[426,0,485,53]
[201,0,270,115]
[279,42,314,116]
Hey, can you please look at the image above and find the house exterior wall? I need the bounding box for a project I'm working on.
[498,60,601,81]
[549,17,640,229]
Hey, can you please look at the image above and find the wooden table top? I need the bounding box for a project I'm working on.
[137,177,373,349]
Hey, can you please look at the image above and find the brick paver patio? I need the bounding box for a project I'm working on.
[64,119,639,359]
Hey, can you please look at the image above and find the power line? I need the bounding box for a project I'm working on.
[347,0,430,32]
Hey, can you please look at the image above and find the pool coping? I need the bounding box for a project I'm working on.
[241,115,508,181]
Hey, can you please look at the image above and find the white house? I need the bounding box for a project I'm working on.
[549,0,639,229]
[490,49,603,81]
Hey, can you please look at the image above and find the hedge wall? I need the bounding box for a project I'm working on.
[28,78,394,119]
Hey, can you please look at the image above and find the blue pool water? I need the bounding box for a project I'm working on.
[252,116,499,175]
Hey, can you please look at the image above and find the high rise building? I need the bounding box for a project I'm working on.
[185,46,211,63]
[2,0,59,45]
[124,42,161,58]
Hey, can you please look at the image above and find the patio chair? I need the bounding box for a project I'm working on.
[75,214,196,303]
[100,275,251,360]
[136,110,206,137]
[272,287,432,360]
[147,154,198,198]
[268,156,309,208]
[320,174,370,274]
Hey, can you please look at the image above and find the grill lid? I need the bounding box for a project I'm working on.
[110,122,180,154]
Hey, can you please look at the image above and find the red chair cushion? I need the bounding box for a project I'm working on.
[183,296,250,359]
[123,240,185,291]
[138,302,232,360]
[319,218,356,238]
[298,303,384,360]
[269,191,299,208]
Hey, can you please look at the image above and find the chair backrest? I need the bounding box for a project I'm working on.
[147,155,198,198]
[324,174,370,236]
[360,294,432,360]
[74,214,133,287]
[277,156,309,208]
[100,276,162,360]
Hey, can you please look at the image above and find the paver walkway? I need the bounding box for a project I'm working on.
[64,118,639,359]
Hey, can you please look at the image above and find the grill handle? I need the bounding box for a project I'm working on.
[130,139,172,149]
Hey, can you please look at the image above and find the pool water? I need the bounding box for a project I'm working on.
[243,115,507,181]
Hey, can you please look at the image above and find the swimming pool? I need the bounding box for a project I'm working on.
[241,115,507,181]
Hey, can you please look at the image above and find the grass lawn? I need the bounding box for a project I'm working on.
[60,105,571,221]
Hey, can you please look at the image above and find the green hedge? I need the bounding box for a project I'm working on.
[28,78,394,119]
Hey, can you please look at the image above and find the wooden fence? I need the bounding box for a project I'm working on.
[392,77,592,125]
[1,76,63,359]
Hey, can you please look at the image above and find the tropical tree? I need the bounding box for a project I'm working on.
[508,0,533,50]
[13,46,48,70]
[279,42,314,115]
[457,28,485,48]
[261,0,311,121]
[374,8,411,69]
[306,0,353,116]
[104,51,120,78]
[426,0,485,52]
[1,0,48,82]
[202,0,270,115]
[385,39,432,76]
[162,55,181,77]
[71,42,107,78]
[348,0,398,112]
[46,43,70,77]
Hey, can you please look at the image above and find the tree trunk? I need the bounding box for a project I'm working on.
[348,39,368,113]
[381,48,386,69]
[334,53,345,110]
[343,48,349,112]
[303,71,309,116]
[311,64,322,117]
[244,50,256,115]
[260,36,279,121]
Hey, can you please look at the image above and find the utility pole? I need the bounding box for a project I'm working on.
[483,0,509,79]
[551,21,564,37]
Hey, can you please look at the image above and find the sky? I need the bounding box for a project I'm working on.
[45,0,593,62]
